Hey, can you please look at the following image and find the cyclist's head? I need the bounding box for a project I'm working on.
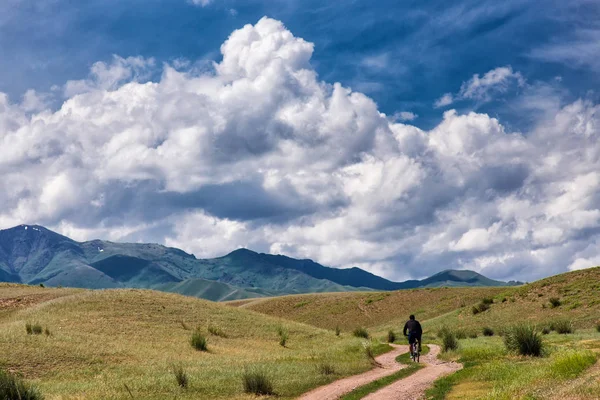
[409,314,415,320]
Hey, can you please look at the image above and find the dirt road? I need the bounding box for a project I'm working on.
[297,344,409,400]
[297,344,461,400]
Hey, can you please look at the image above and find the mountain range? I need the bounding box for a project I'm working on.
[0,225,520,301]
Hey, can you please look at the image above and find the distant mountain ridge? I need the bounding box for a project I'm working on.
[0,225,519,300]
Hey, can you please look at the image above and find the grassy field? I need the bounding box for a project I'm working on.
[230,267,600,399]
[0,285,389,399]
[2,267,599,399]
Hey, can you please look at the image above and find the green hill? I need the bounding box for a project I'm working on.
[0,225,518,301]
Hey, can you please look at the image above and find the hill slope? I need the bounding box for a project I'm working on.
[0,225,517,300]
[0,284,385,399]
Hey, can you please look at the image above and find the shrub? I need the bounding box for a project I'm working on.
[190,331,208,351]
[364,344,377,364]
[208,325,227,338]
[387,330,396,343]
[482,327,494,337]
[335,326,341,336]
[542,327,550,335]
[277,326,288,347]
[172,365,188,388]
[318,362,336,376]
[44,327,51,337]
[472,302,490,315]
[26,323,43,335]
[553,320,574,334]
[549,297,561,308]
[441,331,459,352]
[504,325,544,356]
[39,283,45,288]
[468,332,478,339]
[596,322,600,333]
[472,306,480,315]
[481,297,494,305]
[242,370,274,395]
[0,369,43,400]
[353,327,369,339]
[501,297,507,303]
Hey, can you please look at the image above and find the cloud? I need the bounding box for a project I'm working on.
[1,18,599,283]
[188,0,214,6]
[436,66,524,107]
[530,28,600,70]
[391,111,418,122]
[434,93,454,108]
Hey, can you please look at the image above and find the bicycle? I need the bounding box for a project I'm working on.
[410,339,420,362]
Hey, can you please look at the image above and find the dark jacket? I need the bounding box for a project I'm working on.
[403,320,422,336]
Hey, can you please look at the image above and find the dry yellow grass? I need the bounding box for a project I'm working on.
[230,287,507,333]
[0,286,386,399]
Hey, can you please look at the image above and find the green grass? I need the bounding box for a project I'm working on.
[503,325,544,356]
[340,346,430,400]
[242,369,274,396]
[353,327,369,339]
[190,331,208,351]
[426,334,599,400]
[0,369,44,400]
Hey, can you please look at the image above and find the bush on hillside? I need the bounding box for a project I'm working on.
[172,365,188,388]
[437,326,451,338]
[481,298,494,305]
[596,322,600,333]
[482,327,494,337]
[353,327,369,339]
[242,370,274,396]
[549,297,561,308]
[441,330,459,352]
[190,331,208,351]
[0,369,43,400]
[504,325,544,357]
[208,325,227,338]
[387,330,396,343]
[468,331,478,339]
[277,326,288,347]
[553,320,574,334]
[25,323,43,335]
[335,326,341,336]
[472,301,491,315]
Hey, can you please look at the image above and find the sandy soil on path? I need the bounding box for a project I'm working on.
[363,344,462,400]
[297,344,409,400]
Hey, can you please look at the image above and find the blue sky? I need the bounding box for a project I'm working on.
[1,0,599,282]
[2,0,598,128]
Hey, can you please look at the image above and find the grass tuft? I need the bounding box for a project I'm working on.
[25,323,43,335]
[503,325,544,356]
[318,362,336,376]
[277,326,288,347]
[242,369,274,396]
[387,330,396,343]
[190,331,208,351]
[541,327,550,335]
[549,297,561,308]
[441,330,459,352]
[596,322,600,333]
[172,365,188,388]
[335,326,341,336]
[44,327,51,336]
[553,319,574,334]
[207,325,227,338]
[0,369,44,400]
[482,327,494,336]
[353,327,369,339]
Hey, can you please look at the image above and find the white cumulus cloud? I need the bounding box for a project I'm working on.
[0,18,599,282]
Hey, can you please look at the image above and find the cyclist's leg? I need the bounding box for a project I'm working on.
[408,332,416,354]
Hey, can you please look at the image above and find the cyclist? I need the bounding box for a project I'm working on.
[403,314,422,353]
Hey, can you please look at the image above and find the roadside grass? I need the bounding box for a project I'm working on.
[0,288,393,400]
[426,332,599,400]
[340,346,430,400]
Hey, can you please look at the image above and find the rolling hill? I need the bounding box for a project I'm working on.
[0,225,518,301]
